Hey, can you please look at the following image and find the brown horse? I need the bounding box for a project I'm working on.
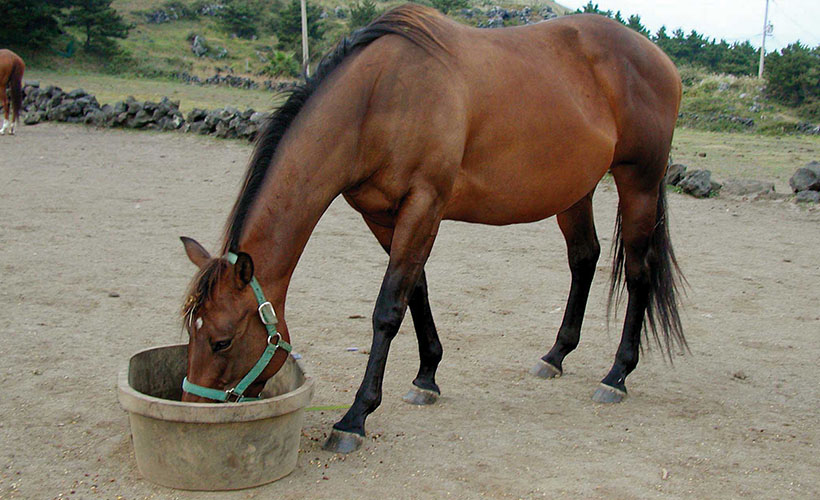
[180,4,685,453]
[0,49,25,135]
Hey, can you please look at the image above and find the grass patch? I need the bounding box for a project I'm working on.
[671,128,820,190]
[24,68,283,113]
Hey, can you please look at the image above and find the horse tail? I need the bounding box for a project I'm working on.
[9,58,24,123]
[608,181,688,357]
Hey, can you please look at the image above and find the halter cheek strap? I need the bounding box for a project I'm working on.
[182,252,292,403]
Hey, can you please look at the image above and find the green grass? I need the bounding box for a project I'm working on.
[678,66,810,134]
[671,128,820,189]
[24,69,283,113]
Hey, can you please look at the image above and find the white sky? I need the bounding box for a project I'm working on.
[560,0,820,51]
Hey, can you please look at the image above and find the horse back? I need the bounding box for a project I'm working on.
[335,12,681,224]
[443,16,681,222]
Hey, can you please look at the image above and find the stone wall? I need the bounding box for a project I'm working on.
[20,82,269,142]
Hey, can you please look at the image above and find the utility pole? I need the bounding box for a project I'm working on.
[758,0,770,78]
[301,0,310,77]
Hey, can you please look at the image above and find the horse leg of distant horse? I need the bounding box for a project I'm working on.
[324,191,443,453]
[593,167,659,403]
[362,217,443,405]
[0,85,8,135]
[532,192,600,379]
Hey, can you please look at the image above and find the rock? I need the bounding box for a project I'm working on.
[249,111,268,123]
[804,161,820,177]
[151,107,168,121]
[192,35,208,57]
[721,179,775,199]
[112,101,127,114]
[113,112,129,126]
[789,167,820,193]
[67,88,87,99]
[214,120,233,138]
[665,163,687,186]
[187,108,207,122]
[188,121,206,134]
[795,190,820,203]
[23,111,43,125]
[678,169,714,198]
[131,109,153,128]
[127,101,143,114]
[204,111,221,128]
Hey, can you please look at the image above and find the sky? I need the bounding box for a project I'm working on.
[560,0,820,51]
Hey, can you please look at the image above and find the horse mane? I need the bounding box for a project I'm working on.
[182,5,449,321]
[221,3,450,253]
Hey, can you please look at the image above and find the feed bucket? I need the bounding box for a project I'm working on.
[117,344,314,490]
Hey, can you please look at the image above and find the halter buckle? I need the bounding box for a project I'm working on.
[258,301,277,326]
[225,388,243,402]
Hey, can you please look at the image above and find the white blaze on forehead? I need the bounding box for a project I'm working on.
[195,317,204,330]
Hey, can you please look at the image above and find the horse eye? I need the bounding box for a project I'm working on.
[212,339,232,353]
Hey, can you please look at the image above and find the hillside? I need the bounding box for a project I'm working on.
[100,1,573,78]
[20,1,819,134]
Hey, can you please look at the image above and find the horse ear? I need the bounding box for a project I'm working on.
[234,252,254,287]
[181,236,211,269]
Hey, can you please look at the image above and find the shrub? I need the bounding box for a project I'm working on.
[765,43,820,107]
[430,0,469,15]
[349,0,379,29]
[261,51,300,78]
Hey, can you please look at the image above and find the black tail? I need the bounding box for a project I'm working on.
[607,183,687,357]
[9,60,23,123]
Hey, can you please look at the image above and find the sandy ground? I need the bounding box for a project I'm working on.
[1,123,818,500]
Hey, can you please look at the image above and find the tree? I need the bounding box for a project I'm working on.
[765,42,820,106]
[430,0,469,15]
[626,14,649,38]
[0,0,68,48]
[218,0,263,39]
[274,0,325,52]
[577,2,613,17]
[65,0,131,53]
[349,0,379,29]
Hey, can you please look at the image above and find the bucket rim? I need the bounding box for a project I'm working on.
[117,343,314,423]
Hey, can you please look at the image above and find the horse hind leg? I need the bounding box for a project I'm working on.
[0,86,8,135]
[593,162,685,403]
[402,270,443,405]
[531,192,600,379]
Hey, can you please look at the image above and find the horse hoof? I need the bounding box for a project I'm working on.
[323,429,363,454]
[591,383,627,404]
[402,386,439,405]
[530,360,562,379]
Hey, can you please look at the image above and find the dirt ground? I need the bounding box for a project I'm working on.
[1,123,818,500]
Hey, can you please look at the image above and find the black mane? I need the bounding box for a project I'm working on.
[221,4,447,253]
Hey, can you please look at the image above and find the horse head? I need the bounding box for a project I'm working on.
[179,237,289,403]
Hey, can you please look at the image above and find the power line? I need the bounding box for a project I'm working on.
[770,0,819,43]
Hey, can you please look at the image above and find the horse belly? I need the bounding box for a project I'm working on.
[445,115,615,225]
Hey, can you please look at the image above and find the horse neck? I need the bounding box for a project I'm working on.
[237,105,361,308]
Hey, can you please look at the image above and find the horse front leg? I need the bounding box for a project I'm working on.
[361,216,444,405]
[324,190,443,454]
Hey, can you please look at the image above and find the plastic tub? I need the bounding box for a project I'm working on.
[117,344,314,490]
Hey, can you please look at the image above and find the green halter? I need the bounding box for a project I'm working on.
[182,252,292,403]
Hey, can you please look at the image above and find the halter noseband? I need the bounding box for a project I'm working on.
[182,252,292,403]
